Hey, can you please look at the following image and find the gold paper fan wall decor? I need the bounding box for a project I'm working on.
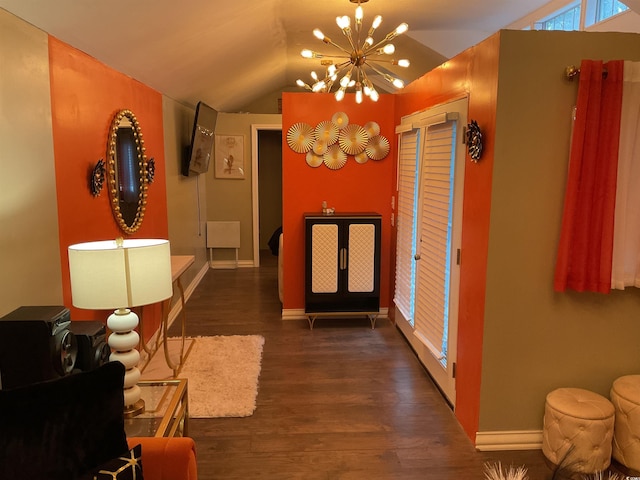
[355,151,369,164]
[312,138,328,155]
[366,135,390,160]
[315,121,339,145]
[339,124,368,155]
[306,151,324,167]
[323,144,347,170]
[363,121,380,137]
[331,112,349,129]
[286,122,316,153]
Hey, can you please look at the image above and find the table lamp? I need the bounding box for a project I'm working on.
[68,238,172,416]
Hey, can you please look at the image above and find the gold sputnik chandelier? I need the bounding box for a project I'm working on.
[296,0,410,103]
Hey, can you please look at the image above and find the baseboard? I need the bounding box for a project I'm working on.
[475,430,543,451]
[209,259,254,269]
[281,308,390,321]
[281,309,307,320]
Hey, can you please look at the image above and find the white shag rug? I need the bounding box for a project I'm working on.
[176,335,265,418]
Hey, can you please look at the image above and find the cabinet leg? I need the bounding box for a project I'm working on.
[307,316,316,330]
[368,314,378,329]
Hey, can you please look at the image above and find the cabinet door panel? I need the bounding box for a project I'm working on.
[347,223,376,293]
[311,224,339,293]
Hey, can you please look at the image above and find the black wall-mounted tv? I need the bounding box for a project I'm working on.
[182,101,218,177]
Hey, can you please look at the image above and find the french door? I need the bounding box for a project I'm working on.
[394,97,467,404]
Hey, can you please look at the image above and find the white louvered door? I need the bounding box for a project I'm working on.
[393,97,466,404]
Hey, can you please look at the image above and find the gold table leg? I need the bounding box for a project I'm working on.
[162,277,187,377]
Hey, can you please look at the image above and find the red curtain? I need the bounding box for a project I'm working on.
[554,60,624,293]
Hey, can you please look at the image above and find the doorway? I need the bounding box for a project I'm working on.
[251,124,283,267]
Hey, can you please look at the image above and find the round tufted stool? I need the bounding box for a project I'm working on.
[611,375,640,473]
[542,387,615,474]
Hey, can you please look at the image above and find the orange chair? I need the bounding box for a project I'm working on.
[128,437,197,480]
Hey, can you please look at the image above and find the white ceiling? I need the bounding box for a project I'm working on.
[1,0,562,112]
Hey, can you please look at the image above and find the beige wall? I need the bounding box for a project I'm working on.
[479,30,640,432]
[162,97,209,290]
[207,112,281,264]
[0,10,62,316]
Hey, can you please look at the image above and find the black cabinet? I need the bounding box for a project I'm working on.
[304,213,381,322]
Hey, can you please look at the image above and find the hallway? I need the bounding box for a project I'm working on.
[169,253,550,479]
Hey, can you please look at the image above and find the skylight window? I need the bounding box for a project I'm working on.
[526,0,630,31]
[535,2,581,31]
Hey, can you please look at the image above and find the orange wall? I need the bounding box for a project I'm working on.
[48,37,168,339]
[394,33,500,440]
[281,93,396,312]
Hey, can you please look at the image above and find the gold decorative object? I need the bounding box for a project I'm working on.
[363,121,380,137]
[312,139,329,155]
[354,152,369,164]
[323,144,347,170]
[296,0,410,103]
[315,120,339,145]
[332,112,349,129]
[306,151,324,167]
[366,134,390,160]
[286,122,316,153]
[107,109,149,235]
[339,124,368,155]
[90,159,105,196]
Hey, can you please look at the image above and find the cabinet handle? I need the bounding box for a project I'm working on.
[340,248,347,270]
[414,253,421,261]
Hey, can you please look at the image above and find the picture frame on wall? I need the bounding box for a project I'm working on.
[215,135,244,179]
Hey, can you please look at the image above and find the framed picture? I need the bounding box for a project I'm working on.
[215,135,244,179]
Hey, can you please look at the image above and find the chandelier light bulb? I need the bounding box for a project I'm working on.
[394,23,409,35]
[381,44,395,55]
[336,15,350,30]
[311,71,319,81]
[313,29,325,41]
[395,59,410,67]
[296,79,305,87]
[392,78,404,89]
[371,15,382,30]
[355,6,363,26]
[335,88,346,101]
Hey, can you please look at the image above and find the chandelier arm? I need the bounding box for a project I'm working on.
[366,62,399,81]
[324,38,354,56]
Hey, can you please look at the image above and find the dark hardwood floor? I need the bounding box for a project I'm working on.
[168,251,553,479]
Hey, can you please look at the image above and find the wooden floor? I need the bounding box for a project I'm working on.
[167,251,554,480]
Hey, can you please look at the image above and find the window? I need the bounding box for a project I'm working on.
[535,2,581,31]
[525,0,629,31]
[585,0,629,26]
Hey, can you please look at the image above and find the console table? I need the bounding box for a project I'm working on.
[140,255,194,376]
[124,379,189,438]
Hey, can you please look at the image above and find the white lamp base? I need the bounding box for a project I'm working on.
[108,308,145,416]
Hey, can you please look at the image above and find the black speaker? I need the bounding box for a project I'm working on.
[0,306,77,390]
[70,321,110,372]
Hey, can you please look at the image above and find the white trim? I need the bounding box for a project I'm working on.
[209,259,254,269]
[475,430,544,451]
[282,308,307,320]
[251,123,282,268]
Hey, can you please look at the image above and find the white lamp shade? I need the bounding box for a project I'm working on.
[68,239,172,309]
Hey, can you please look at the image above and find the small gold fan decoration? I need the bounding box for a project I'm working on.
[286,122,316,153]
[286,114,389,170]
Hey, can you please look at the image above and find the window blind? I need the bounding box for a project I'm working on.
[413,121,455,360]
[393,129,419,325]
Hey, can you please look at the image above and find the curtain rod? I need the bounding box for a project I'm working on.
[564,65,608,81]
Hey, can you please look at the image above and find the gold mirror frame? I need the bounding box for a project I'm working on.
[107,109,148,234]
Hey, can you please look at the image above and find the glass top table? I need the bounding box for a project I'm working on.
[124,378,189,438]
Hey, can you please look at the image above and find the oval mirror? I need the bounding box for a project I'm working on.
[107,109,148,234]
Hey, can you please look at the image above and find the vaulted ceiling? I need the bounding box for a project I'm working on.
[0,0,589,112]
